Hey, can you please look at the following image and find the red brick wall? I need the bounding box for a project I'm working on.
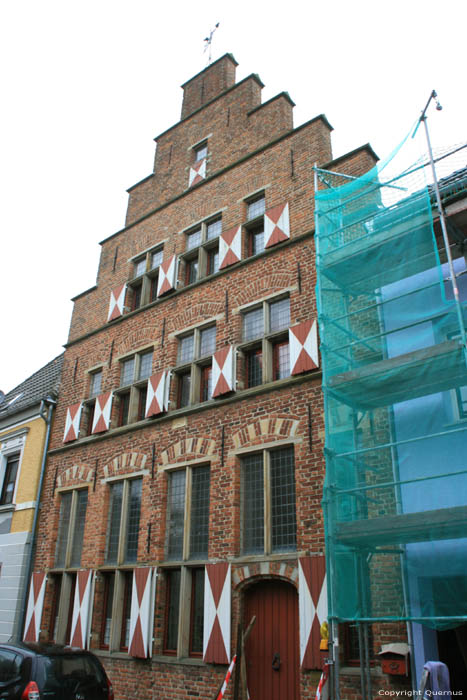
[34,55,410,700]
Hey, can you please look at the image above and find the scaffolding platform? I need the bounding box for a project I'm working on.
[335,504,467,547]
[328,339,467,409]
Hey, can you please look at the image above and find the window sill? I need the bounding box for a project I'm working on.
[340,665,382,677]
[0,504,15,513]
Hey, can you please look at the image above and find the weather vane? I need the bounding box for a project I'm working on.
[204,22,219,64]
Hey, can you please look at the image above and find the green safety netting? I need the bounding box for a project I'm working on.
[315,137,467,630]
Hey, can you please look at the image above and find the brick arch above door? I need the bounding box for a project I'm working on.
[233,561,299,590]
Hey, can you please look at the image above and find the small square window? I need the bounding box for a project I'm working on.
[194,143,207,161]
[206,218,222,240]
[269,298,290,332]
[243,308,264,341]
[134,258,146,277]
[150,249,163,269]
[178,335,194,364]
[120,358,135,386]
[199,326,216,357]
[138,351,153,381]
[186,228,202,251]
[89,370,102,398]
[247,195,265,221]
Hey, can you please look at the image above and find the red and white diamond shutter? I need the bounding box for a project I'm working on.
[63,402,83,443]
[289,320,319,375]
[264,202,290,248]
[219,226,242,269]
[91,392,113,434]
[299,556,327,670]
[128,567,155,658]
[189,158,206,187]
[203,562,231,664]
[23,572,47,642]
[107,284,127,322]
[145,371,170,417]
[70,570,94,649]
[156,255,178,297]
[211,346,235,398]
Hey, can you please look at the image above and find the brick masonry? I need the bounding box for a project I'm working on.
[33,54,409,699]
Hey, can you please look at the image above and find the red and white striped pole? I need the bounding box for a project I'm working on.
[216,655,237,700]
[315,663,330,700]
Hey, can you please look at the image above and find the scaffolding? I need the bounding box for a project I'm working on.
[314,137,467,697]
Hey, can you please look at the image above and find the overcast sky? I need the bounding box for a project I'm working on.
[1,0,465,393]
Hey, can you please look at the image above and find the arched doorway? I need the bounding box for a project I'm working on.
[244,578,300,700]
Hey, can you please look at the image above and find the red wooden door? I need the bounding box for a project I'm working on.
[244,580,300,700]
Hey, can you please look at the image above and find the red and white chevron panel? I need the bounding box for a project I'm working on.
[203,562,231,664]
[145,371,170,417]
[289,320,319,375]
[91,392,113,434]
[219,226,242,269]
[156,255,178,297]
[107,284,127,322]
[128,567,155,658]
[211,346,235,398]
[23,572,47,642]
[70,570,94,649]
[189,158,206,187]
[299,556,327,669]
[63,402,83,443]
[264,202,290,248]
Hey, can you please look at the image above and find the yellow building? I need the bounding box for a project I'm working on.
[0,354,62,641]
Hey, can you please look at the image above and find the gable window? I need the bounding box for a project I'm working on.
[0,455,19,505]
[181,216,222,285]
[241,446,296,555]
[175,325,216,407]
[128,245,164,309]
[194,142,208,162]
[83,368,104,436]
[163,464,210,658]
[115,349,153,426]
[239,296,290,388]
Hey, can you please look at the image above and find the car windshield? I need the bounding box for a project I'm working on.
[38,654,105,695]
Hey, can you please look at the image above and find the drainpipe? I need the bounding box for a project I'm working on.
[16,395,56,641]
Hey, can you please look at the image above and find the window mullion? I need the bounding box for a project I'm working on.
[264,451,271,554]
[118,481,129,565]
[183,469,192,560]
[177,567,191,657]
[64,491,78,568]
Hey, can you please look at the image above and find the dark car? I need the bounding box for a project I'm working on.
[0,642,114,700]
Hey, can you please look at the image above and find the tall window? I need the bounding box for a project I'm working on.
[175,325,216,407]
[241,447,296,555]
[50,490,88,645]
[128,245,164,308]
[83,368,104,436]
[182,216,222,284]
[105,478,142,564]
[163,464,210,657]
[240,296,290,388]
[55,490,88,568]
[115,349,153,426]
[166,465,210,560]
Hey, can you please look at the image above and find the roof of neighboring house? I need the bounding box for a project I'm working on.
[0,354,64,421]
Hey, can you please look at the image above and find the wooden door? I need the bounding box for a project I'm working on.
[244,579,300,700]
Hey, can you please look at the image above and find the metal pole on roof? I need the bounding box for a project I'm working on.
[419,91,467,358]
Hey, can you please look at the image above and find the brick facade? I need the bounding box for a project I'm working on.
[33,55,408,698]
